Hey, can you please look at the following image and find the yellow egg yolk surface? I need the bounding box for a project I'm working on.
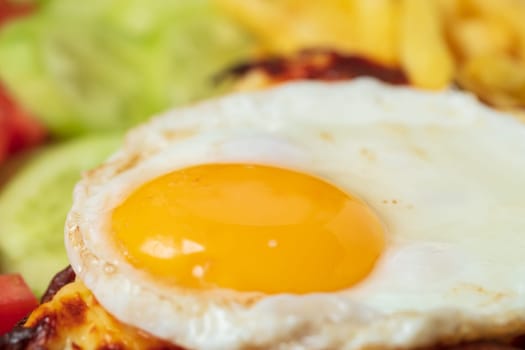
[111,164,385,294]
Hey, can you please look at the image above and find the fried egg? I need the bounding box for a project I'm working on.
[65,79,525,350]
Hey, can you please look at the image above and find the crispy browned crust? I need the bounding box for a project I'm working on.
[428,341,524,350]
[218,49,409,90]
[3,269,525,350]
[40,265,76,304]
[0,266,76,350]
[0,267,183,350]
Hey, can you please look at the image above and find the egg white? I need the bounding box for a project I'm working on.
[66,79,525,350]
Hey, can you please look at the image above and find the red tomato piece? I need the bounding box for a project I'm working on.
[0,274,39,335]
[0,2,43,166]
[0,83,47,160]
[0,0,34,27]
[0,112,8,164]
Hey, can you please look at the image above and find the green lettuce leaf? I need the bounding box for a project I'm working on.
[0,0,252,136]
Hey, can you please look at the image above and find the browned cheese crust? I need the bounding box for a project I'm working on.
[2,267,525,350]
[218,50,409,91]
[1,267,183,350]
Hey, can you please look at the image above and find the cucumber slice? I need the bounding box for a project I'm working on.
[0,134,122,296]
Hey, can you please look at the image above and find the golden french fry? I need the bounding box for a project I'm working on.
[457,54,525,109]
[218,0,525,109]
[465,0,525,61]
[353,0,400,65]
[449,18,515,59]
[436,0,464,20]
[215,0,357,55]
[283,1,357,52]
[399,0,455,88]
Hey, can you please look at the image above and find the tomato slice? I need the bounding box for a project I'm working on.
[0,83,47,162]
[0,2,44,165]
[0,112,8,164]
[0,0,34,27]
[0,274,39,335]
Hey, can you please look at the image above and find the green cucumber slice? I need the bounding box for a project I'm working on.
[0,133,121,295]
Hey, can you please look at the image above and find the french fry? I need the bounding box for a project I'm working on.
[449,18,515,59]
[457,54,525,109]
[285,1,357,53]
[465,0,525,62]
[436,0,464,20]
[215,0,358,55]
[353,0,400,65]
[399,0,455,88]
[218,0,525,110]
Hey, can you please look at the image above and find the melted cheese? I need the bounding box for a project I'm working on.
[24,281,182,350]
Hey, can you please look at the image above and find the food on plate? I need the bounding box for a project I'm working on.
[3,0,525,291]
[0,274,38,336]
[0,0,251,291]
[6,80,525,349]
[0,0,253,137]
[217,0,525,110]
[0,134,121,294]
[0,48,411,295]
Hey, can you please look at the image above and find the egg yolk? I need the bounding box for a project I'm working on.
[111,163,384,294]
